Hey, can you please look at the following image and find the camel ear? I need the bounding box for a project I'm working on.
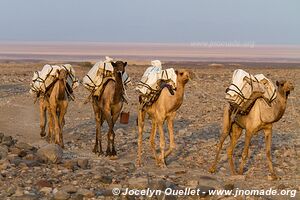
[175,70,178,75]
[124,62,127,67]
[276,80,279,86]
[111,62,116,67]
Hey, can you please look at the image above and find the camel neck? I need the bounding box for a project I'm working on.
[174,81,186,104]
[113,72,123,104]
[57,79,66,100]
[272,89,288,120]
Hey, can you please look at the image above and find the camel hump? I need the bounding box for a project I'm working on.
[225,69,277,114]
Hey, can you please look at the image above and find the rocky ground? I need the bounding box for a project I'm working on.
[0,61,299,199]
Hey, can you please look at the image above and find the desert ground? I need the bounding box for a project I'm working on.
[0,60,299,199]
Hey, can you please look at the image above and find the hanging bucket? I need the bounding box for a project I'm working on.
[120,111,130,124]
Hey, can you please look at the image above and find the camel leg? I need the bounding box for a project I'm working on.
[137,109,146,167]
[92,103,103,154]
[157,120,167,168]
[46,104,53,143]
[264,125,277,180]
[239,131,253,175]
[227,124,242,175]
[58,102,68,148]
[209,104,232,173]
[111,112,121,156]
[149,119,158,163]
[50,105,61,147]
[103,108,114,156]
[39,98,47,137]
[164,112,176,158]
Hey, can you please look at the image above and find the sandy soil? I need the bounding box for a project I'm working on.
[0,60,299,199]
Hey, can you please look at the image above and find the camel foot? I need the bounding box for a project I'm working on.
[159,162,167,168]
[111,149,117,156]
[109,155,118,160]
[92,146,99,154]
[136,160,141,167]
[268,173,278,181]
[40,131,46,138]
[209,166,217,174]
[98,150,104,156]
[106,149,112,157]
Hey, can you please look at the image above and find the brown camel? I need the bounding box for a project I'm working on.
[92,61,127,156]
[137,69,191,168]
[47,68,69,148]
[209,80,294,180]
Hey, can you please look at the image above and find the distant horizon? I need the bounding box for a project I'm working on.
[1,41,300,63]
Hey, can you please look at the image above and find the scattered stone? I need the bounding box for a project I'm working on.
[98,175,113,184]
[13,187,23,197]
[36,180,52,188]
[53,190,70,200]
[77,188,94,198]
[61,184,77,194]
[0,159,10,170]
[148,179,167,190]
[224,183,235,190]
[15,142,35,151]
[187,180,199,188]
[0,132,4,143]
[63,160,78,170]
[128,177,148,189]
[77,158,88,169]
[1,135,14,147]
[37,144,63,163]
[40,187,52,194]
[0,145,8,160]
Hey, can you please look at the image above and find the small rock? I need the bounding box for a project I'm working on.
[36,180,52,188]
[98,175,113,184]
[0,132,4,142]
[115,128,126,136]
[77,188,94,198]
[1,136,14,147]
[0,159,10,170]
[61,185,77,194]
[224,183,235,190]
[229,175,246,181]
[148,179,167,190]
[128,177,148,189]
[13,187,23,197]
[40,187,52,194]
[37,144,63,163]
[15,142,35,151]
[0,145,8,160]
[187,180,199,188]
[53,190,70,200]
[77,158,88,169]
[63,160,77,170]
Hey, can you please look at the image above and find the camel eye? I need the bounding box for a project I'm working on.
[179,72,184,76]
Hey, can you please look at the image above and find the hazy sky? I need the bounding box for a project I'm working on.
[0,0,299,44]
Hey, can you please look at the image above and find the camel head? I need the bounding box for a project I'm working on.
[175,69,192,84]
[276,80,294,98]
[111,61,127,75]
[56,68,68,80]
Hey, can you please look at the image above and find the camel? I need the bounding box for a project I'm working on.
[209,80,294,180]
[92,61,127,156]
[47,68,69,148]
[137,69,191,168]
